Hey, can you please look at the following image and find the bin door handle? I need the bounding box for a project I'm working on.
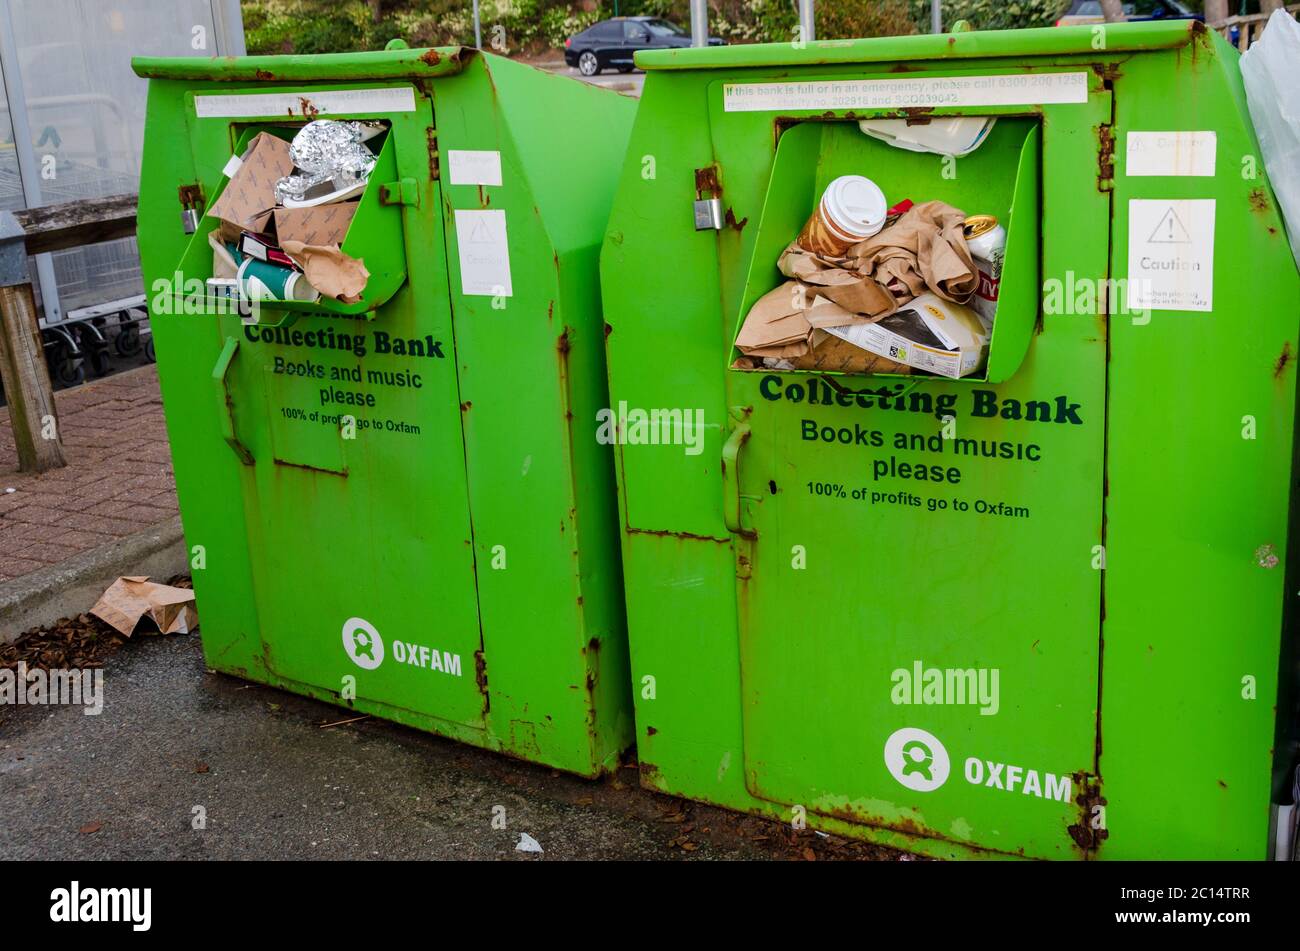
[212,335,254,466]
[722,420,751,534]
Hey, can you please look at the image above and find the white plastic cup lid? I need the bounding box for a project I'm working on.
[823,175,887,239]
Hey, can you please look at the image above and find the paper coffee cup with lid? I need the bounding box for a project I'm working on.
[797,175,888,257]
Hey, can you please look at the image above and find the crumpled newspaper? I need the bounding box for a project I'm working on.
[275,120,379,205]
[90,576,198,636]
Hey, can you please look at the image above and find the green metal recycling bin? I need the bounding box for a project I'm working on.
[132,47,634,776]
[601,22,1300,857]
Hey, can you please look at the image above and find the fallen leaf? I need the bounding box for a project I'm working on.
[79,822,102,835]
[802,847,816,861]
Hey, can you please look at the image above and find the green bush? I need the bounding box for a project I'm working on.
[818,0,917,39]
[907,0,1070,33]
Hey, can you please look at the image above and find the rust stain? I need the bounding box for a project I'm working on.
[604,322,613,338]
[473,649,489,709]
[1248,187,1271,215]
[477,184,490,207]
[1096,125,1115,192]
[420,48,441,67]
[460,400,472,412]
[1191,18,1211,49]
[694,165,720,197]
[900,106,934,125]
[426,127,440,180]
[645,725,657,736]
[297,96,319,119]
[1091,63,1121,84]
[723,207,748,232]
[626,526,732,544]
[177,183,204,211]
[817,801,1030,857]
[271,458,346,477]
[254,69,274,81]
[1274,341,1292,379]
[1067,772,1109,855]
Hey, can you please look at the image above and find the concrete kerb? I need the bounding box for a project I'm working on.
[0,514,188,642]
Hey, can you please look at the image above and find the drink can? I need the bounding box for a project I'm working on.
[963,214,1007,324]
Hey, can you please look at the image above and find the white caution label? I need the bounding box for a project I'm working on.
[722,72,1089,112]
[447,150,503,186]
[454,209,513,297]
[1127,199,1215,313]
[1125,131,1217,177]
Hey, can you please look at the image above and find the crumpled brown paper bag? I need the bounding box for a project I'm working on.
[778,244,898,318]
[734,280,816,358]
[90,577,198,636]
[848,200,978,303]
[735,199,978,371]
[280,241,370,304]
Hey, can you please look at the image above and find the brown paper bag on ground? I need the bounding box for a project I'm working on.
[280,241,370,303]
[207,133,294,243]
[91,576,198,636]
[849,200,977,302]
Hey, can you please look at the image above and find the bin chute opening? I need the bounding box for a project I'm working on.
[731,116,1041,384]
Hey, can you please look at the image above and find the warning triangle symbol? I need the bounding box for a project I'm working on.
[468,218,493,243]
[1147,206,1192,244]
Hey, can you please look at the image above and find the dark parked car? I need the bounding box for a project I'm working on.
[564,16,724,76]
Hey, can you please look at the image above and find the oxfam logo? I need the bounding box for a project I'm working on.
[342,617,384,670]
[883,727,950,793]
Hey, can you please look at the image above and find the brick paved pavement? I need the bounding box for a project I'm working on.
[0,366,178,583]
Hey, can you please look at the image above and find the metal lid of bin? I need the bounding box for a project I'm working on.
[131,46,471,82]
[635,21,1208,71]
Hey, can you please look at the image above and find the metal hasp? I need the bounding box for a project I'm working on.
[131,46,636,777]
[601,21,1300,858]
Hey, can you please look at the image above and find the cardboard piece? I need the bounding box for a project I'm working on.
[90,576,198,637]
[280,240,370,304]
[789,330,912,374]
[206,133,295,242]
[273,202,358,247]
[825,293,990,379]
